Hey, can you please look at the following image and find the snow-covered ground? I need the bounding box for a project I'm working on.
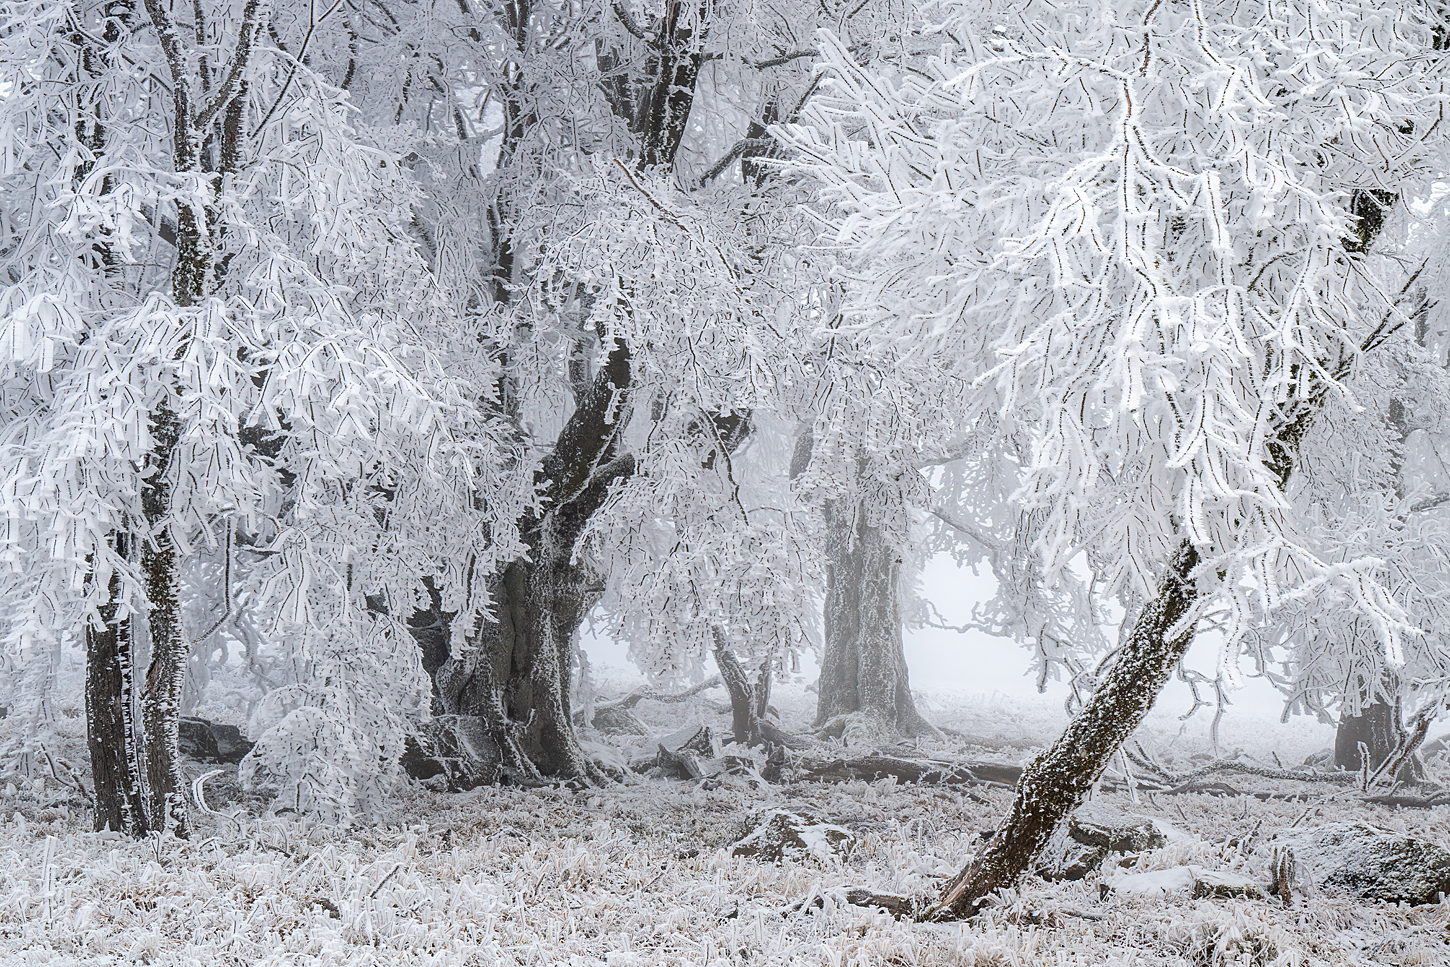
[3,675,1448,966]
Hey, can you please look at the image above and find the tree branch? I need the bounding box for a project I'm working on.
[194,0,264,130]
[700,137,772,186]
[611,0,649,41]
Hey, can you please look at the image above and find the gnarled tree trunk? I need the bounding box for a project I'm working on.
[816,462,932,742]
[416,4,714,782]
[429,341,636,781]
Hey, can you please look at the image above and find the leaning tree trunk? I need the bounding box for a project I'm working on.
[816,471,933,741]
[923,183,1404,921]
[928,540,1200,921]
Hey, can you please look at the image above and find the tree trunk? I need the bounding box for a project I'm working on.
[712,628,768,746]
[816,474,932,741]
[85,538,150,836]
[428,339,635,781]
[928,540,1199,921]
[417,6,715,781]
[1335,672,1424,784]
[123,0,257,836]
[435,552,603,781]
[139,403,188,836]
[72,4,155,838]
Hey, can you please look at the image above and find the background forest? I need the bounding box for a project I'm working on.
[4,0,1450,960]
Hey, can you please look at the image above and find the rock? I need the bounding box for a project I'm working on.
[659,723,718,758]
[760,745,788,783]
[1109,865,1197,896]
[730,808,854,863]
[1069,804,1168,854]
[1269,821,1450,905]
[591,706,650,735]
[1039,806,1167,881]
[1040,841,1109,881]
[178,717,254,764]
[1191,870,1266,900]
[401,716,504,791]
[210,723,253,763]
[1107,866,1265,899]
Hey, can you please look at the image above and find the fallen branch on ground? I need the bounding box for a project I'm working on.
[798,753,1023,787]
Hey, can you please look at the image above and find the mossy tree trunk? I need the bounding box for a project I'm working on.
[924,184,1407,920]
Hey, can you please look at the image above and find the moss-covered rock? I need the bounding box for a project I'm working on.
[1270,822,1450,905]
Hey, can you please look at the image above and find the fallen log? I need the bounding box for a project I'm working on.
[1359,792,1450,809]
[799,753,1023,787]
[578,677,727,726]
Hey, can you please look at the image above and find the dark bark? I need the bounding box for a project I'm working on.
[598,0,709,170]
[928,540,1200,921]
[635,0,705,169]
[85,538,149,836]
[816,464,932,740]
[73,2,152,837]
[103,0,260,836]
[435,557,599,780]
[431,344,636,781]
[140,403,188,836]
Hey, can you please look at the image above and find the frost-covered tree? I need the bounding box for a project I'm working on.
[321,0,836,781]
[1250,258,1450,780]
[781,0,1448,917]
[0,0,518,830]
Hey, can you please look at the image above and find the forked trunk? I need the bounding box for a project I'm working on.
[928,540,1199,921]
[712,628,773,746]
